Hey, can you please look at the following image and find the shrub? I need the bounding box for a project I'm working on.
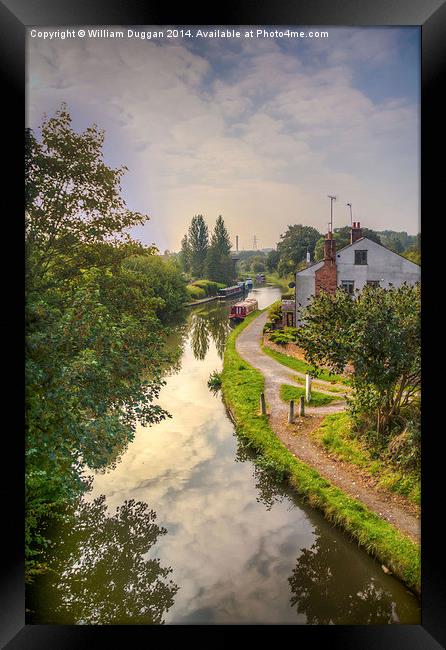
[192,280,225,296]
[186,285,206,300]
[268,300,282,324]
[269,327,299,345]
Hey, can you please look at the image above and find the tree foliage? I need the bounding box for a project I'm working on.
[25,107,185,581]
[314,226,381,261]
[25,105,147,288]
[276,224,321,276]
[266,249,280,272]
[179,233,191,273]
[187,215,209,278]
[296,284,420,446]
[205,215,234,284]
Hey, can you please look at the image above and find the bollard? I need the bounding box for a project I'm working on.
[288,399,295,423]
[305,374,312,403]
[260,392,267,415]
[299,395,305,417]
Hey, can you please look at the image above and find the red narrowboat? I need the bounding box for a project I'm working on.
[229,298,258,321]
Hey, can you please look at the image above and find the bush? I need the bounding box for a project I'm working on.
[192,280,225,296]
[268,300,282,324]
[186,285,206,300]
[269,327,299,345]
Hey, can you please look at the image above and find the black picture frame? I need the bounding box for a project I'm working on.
[2,0,445,647]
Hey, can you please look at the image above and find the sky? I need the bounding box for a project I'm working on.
[26,26,420,252]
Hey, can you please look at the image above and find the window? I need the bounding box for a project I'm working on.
[341,280,354,294]
[355,250,368,265]
[366,280,380,288]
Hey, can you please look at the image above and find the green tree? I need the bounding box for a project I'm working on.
[25,107,180,581]
[123,254,188,322]
[188,215,209,278]
[245,254,267,273]
[276,225,321,276]
[266,249,280,272]
[205,215,234,284]
[402,234,421,266]
[25,105,147,290]
[296,284,420,441]
[179,233,192,273]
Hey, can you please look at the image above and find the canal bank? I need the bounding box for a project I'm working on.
[27,286,420,624]
[221,309,420,594]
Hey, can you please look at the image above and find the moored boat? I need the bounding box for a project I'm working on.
[218,284,244,299]
[229,297,258,321]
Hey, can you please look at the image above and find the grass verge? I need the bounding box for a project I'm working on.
[312,413,420,506]
[222,311,420,594]
[262,344,349,385]
[265,272,294,291]
[280,384,341,406]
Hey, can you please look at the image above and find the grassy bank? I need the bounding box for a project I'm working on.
[280,384,341,406]
[221,311,420,594]
[265,272,293,291]
[312,413,420,506]
[262,344,348,385]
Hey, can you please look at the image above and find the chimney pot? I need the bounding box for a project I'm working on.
[350,221,363,244]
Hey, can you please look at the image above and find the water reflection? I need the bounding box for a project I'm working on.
[235,433,420,625]
[189,302,232,360]
[27,496,179,624]
[235,435,288,512]
[287,533,417,624]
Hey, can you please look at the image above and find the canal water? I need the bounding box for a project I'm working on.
[28,285,420,625]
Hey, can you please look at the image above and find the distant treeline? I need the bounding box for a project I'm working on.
[230,225,420,278]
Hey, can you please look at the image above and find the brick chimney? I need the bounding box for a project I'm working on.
[315,232,337,296]
[350,221,362,244]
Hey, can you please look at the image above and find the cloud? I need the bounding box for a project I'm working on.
[27,27,420,249]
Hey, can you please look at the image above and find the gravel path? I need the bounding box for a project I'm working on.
[236,311,420,544]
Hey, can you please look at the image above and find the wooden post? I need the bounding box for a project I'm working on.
[288,399,294,423]
[305,374,312,403]
[260,392,267,415]
[299,395,305,417]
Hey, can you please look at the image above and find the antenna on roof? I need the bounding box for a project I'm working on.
[328,195,337,232]
[346,202,353,226]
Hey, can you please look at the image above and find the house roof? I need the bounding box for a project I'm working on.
[296,236,420,275]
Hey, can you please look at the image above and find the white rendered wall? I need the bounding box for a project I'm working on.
[294,238,420,325]
[336,238,420,290]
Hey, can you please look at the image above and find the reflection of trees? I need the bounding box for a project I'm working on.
[161,323,188,377]
[189,303,232,360]
[205,305,232,359]
[288,535,418,624]
[28,496,178,624]
[234,435,419,625]
[190,313,210,360]
[234,436,287,511]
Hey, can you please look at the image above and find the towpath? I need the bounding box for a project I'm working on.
[236,311,420,544]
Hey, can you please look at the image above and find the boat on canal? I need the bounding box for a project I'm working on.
[217,284,245,299]
[229,297,258,321]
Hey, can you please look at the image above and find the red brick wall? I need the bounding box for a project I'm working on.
[350,221,362,243]
[315,261,337,296]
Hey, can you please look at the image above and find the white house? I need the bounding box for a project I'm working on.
[287,222,420,327]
